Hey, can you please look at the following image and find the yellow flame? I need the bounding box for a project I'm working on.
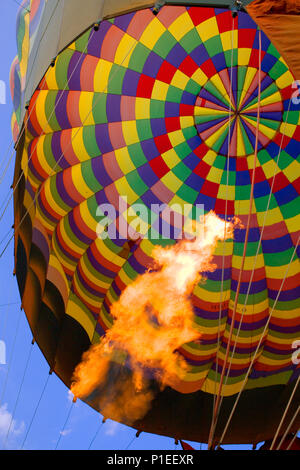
[71,211,235,423]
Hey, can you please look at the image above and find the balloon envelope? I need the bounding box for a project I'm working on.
[11,5,300,443]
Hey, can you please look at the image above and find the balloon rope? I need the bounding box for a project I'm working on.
[0,36,143,448]
[0,307,23,406]
[216,234,300,447]
[218,95,293,402]
[270,374,300,449]
[0,70,48,183]
[0,278,16,350]
[0,32,139,260]
[23,0,61,101]
[20,373,51,449]
[0,25,96,223]
[2,342,34,449]
[11,0,30,13]
[208,26,262,450]
[286,430,300,451]
[0,151,15,186]
[212,12,236,421]
[0,27,96,251]
[0,302,19,308]
[88,422,104,450]
[212,70,293,444]
[0,0,61,193]
[125,434,136,450]
[0,72,48,211]
[0,0,58,184]
[276,404,300,450]
[54,401,74,450]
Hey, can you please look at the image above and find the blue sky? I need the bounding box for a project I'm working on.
[0,1,256,451]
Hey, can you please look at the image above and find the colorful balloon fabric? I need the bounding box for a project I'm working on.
[10,0,45,141]
[14,6,300,442]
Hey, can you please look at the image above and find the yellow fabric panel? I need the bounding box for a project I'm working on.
[66,294,96,341]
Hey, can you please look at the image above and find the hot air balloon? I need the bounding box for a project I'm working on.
[10,0,299,446]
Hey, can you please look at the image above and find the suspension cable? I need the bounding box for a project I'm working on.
[54,401,74,450]
[11,0,30,13]
[276,404,300,450]
[286,430,299,450]
[208,26,262,450]
[2,342,34,449]
[213,10,236,420]
[88,421,104,450]
[125,434,136,450]
[20,373,51,449]
[0,26,96,224]
[0,307,23,406]
[0,279,16,351]
[0,0,60,191]
[216,235,300,446]
[215,90,295,448]
[219,96,293,398]
[270,374,300,449]
[0,32,138,260]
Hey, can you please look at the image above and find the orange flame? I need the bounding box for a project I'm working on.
[71,211,234,423]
